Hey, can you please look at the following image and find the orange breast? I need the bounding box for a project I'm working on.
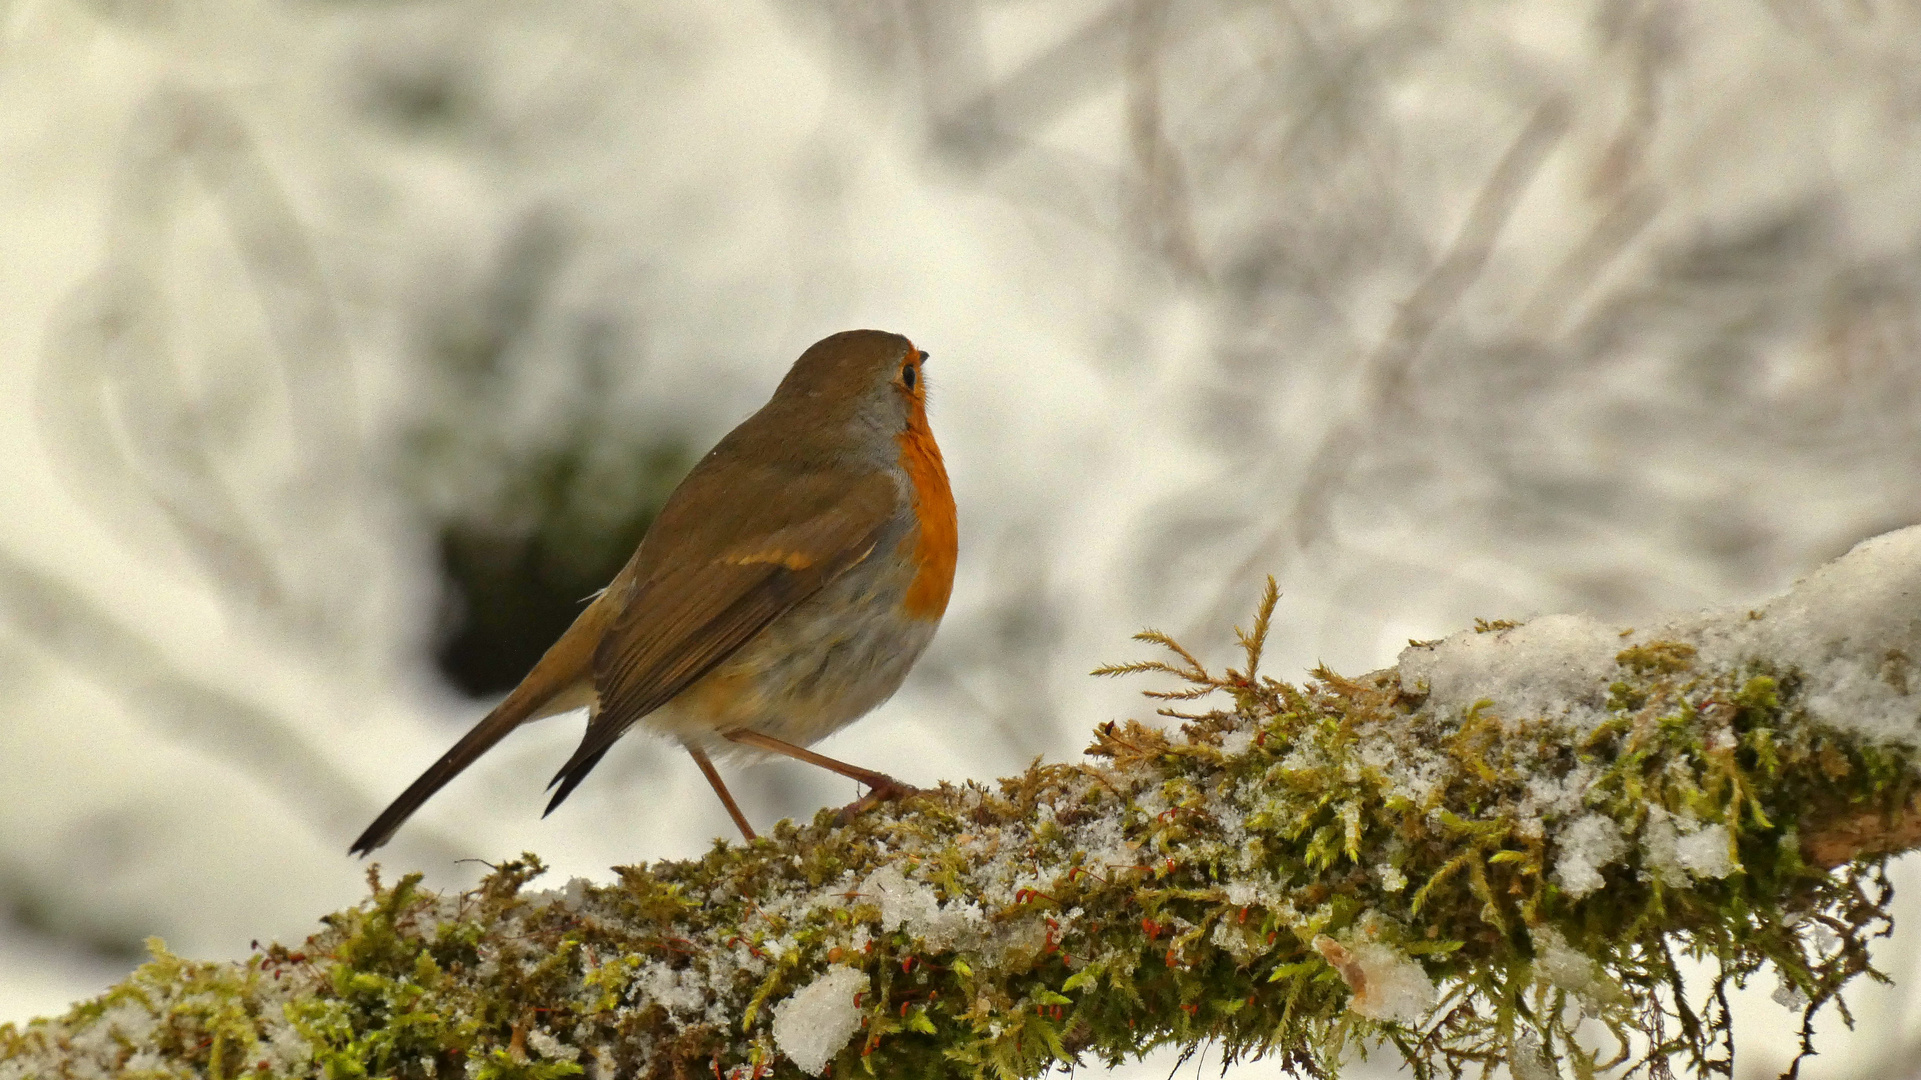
[896,405,957,621]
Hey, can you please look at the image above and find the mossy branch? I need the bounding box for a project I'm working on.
[9,531,1921,1080]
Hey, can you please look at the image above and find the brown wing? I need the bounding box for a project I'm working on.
[543,464,896,810]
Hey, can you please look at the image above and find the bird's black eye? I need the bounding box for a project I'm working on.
[902,363,917,389]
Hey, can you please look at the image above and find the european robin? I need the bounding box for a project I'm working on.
[350,330,956,852]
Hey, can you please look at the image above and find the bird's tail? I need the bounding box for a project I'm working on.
[349,597,611,856]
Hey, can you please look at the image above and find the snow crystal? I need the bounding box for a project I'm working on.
[1809,922,1841,955]
[1221,729,1256,756]
[771,965,869,1076]
[1069,811,1136,870]
[526,1027,579,1062]
[1205,782,1248,843]
[1552,814,1626,898]
[1772,978,1809,1011]
[861,865,983,951]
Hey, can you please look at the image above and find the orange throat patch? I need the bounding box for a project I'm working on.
[897,406,957,621]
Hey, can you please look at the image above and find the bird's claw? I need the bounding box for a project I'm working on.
[836,777,919,825]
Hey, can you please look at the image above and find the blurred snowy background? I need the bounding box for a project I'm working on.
[4,0,1921,1075]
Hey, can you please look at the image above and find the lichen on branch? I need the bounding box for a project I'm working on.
[8,529,1921,1080]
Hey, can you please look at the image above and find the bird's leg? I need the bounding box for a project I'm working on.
[686,743,757,841]
[721,728,918,821]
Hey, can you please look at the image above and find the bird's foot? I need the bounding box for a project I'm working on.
[835,776,919,825]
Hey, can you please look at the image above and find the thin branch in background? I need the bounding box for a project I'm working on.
[1517,3,1673,340]
[37,88,373,640]
[1124,0,1208,284]
[172,90,360,479]
[0,547,469,870]
[908,524,1067,761]
[1179,97,1569,641]
[1515,183,1663,341]
[934,0,1134,165]
[1245,3,1433,194]
[25,88,438,881]
[901,0,997,163]
[39,92,283,612]
[1296,95,1571,514]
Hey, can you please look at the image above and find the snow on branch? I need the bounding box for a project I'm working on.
[7,528,1921,1080]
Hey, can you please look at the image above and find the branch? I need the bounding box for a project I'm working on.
[9,528,1921,1080]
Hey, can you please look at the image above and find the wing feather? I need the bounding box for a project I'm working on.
[543,465,895,807]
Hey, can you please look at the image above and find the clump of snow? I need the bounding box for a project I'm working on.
[1641,809,1738,885]
[1509,1032,1558,1080]
[861,865,983,951]
[1528,927,1621,1008]
[1313,936,1437,1024]
[1399,613,1624,730]
[1221,729,1256,756]
[1345,943,1437,1023]
[1552,814,1626,898]
[771,965,869,1077]
[1356,733,1452,806]
[1398,525,1921,746]
[257,1002,314,1071]
[39,997,167,1079]
[983,915,1051,966]
[1688,526,1921,747]
[1209,918,1266,962]
[1772,977,1810,1011]
[632,960,708,1016]
[1055,809,1139,886]
[1517,763,1597,839]
[1222,872,1291,911]
[526,1027,579,1061]
[1204,781,1249,843]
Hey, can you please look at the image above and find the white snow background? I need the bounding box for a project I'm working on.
[5,2,1921,1077]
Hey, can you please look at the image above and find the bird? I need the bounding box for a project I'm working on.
[350,329,956,853]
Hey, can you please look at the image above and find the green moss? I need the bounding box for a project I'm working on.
[2,583,1912,1080]
[1615,640,1699,675]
